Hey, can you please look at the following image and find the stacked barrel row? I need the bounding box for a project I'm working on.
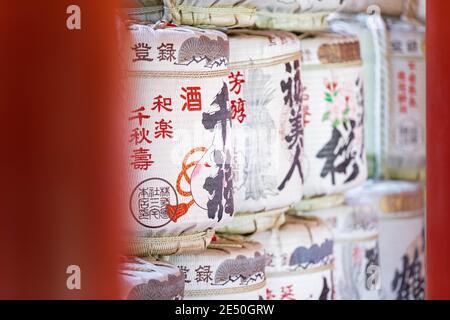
[120,0,426,300]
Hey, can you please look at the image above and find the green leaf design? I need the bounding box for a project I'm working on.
[325,92,333,103]
[332,119,340,128]
[322,111,330,122]
[333,90,339,97]
[343,107,350,116]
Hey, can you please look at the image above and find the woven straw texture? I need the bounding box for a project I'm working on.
[227,30,303,216]
[338,0,403,16]
[126,0,349,31]
[292,193,345,212]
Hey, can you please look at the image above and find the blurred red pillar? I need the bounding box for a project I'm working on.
[0,1,125,299]
[427,0,450,300]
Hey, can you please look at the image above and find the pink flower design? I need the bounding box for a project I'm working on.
[323,77,357,128]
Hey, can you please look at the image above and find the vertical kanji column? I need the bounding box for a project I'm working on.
[427,0,450,300]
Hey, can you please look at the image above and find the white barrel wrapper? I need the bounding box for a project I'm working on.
[384,20,426,181]
[162,237,267,300]
[300,33,367,198]
[127,0,347,31]
[126,24,234,256]
[297,204,381,300]
[346,181,425,300]
[252,217,334,300]
[120,257,185,300]
[217,30,303,235]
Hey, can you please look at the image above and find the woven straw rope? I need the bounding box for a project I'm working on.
[336,233,379,243]
[267,262,334,279]
[128,69,229,79]
[127,229,215,257]
[184,279,266,297]
[302,60,363,71]
[217,207,288,235]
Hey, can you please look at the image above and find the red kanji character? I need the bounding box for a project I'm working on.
[398,94,407,104]
[409,86,417,95]
[129,107,150,126]
[400,104,408,114]
[152,95,173,113]
[303,105,311,127]
[409,73,417,84]
[399,83,406,92]
[352,247,362,264]
[410,97,417,108]
[230,98,247,123]
[280,285,295,300]
[266,288,276,300]
[154,119,173,139]
[408,61,416,71]
[228,71,245,94]
[129,127,152,145]
[181,87,202,111]
[398,71,406,81]
[131,148,154,170]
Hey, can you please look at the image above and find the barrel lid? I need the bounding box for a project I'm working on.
[345,180,424,218]
[228,30,300,68]
[293,194,345,212]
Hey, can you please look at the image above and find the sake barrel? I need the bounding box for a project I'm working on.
[126,23,234,256]
[129,0,348,32]
[120,257,185,300]
[384,20,426,181]
[252,217,334,300]
[329,13,389,179]
[217,30,303,235]
[346,181,425,300]
[293,204,381,300]
[300,33,367,199]
[161,237,267,300]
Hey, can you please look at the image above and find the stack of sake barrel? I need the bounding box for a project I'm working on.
[120,0,426,300]
[328,2,426,301]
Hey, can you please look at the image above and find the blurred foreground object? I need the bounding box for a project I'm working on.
[0,0,124,299]
[427,0,450,300]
